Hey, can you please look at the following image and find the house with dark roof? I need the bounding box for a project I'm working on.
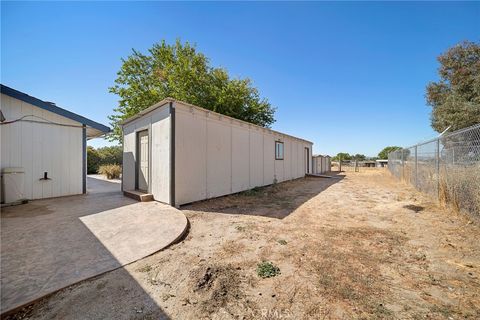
[0,84,110,201]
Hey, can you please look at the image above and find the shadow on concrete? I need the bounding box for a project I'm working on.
[87,175,121,194]
[181,172,344,219]
[0,177,178,318]
[2,266,171,320]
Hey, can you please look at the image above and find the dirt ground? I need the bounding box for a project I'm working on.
[6,170,480,320]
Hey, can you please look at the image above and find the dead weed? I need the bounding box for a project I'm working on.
[189,263,256,317]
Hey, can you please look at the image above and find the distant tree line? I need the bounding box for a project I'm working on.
[331,153,368,161]
[87,145,122,174]
[337,42,479,164]
[331,146,402,161]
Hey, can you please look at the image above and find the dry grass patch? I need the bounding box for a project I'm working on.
[304,227,407,317]
[220,240,246,258]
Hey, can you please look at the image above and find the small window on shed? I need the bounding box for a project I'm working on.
[275,141,284,160]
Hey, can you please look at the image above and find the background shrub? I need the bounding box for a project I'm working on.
[97,146,123,165]
[87,146,102,174]
[87,145,122,174]
[98,164,122,179]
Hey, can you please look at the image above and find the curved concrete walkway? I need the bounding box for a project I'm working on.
[1,176,188,314]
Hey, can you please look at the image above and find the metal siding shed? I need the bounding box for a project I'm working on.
[121,98,314,206]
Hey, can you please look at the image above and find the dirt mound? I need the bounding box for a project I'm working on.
[189,263,256,318]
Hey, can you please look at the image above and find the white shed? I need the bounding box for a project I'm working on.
[312,155,331,174]
[0,84,110,201]
[121,98,313,206]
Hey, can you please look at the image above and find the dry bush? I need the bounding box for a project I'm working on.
[440,164,480,218]
[98,164,121,179]
[415,165,438,198]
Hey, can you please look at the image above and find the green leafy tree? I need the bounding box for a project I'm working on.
[378,146,401,160]
[87,146,101,174]
[352,154,366,161]
[426,41,480,133]
[108,40,275,141]
[332,152,352,161]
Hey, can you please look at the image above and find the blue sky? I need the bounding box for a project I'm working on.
[2,2,479,156]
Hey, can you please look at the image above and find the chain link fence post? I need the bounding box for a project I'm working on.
[415,145,418,188]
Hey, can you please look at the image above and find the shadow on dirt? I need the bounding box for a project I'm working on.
[181,172,344,219]
[403,204,425,213]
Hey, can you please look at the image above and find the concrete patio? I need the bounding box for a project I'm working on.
[0,176,188,315]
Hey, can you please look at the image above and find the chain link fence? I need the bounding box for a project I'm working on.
[388,123,480,218]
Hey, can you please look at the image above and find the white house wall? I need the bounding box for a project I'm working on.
[174,102,312,205]
[122,103,171,203]
[0,93,83,200]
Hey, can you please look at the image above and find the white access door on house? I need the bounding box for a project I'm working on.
[137,130,149,192]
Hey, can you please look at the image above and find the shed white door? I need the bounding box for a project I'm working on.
[137,130,149,192]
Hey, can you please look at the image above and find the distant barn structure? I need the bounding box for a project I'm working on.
[376,159,388,167]
[362,161,376,168]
